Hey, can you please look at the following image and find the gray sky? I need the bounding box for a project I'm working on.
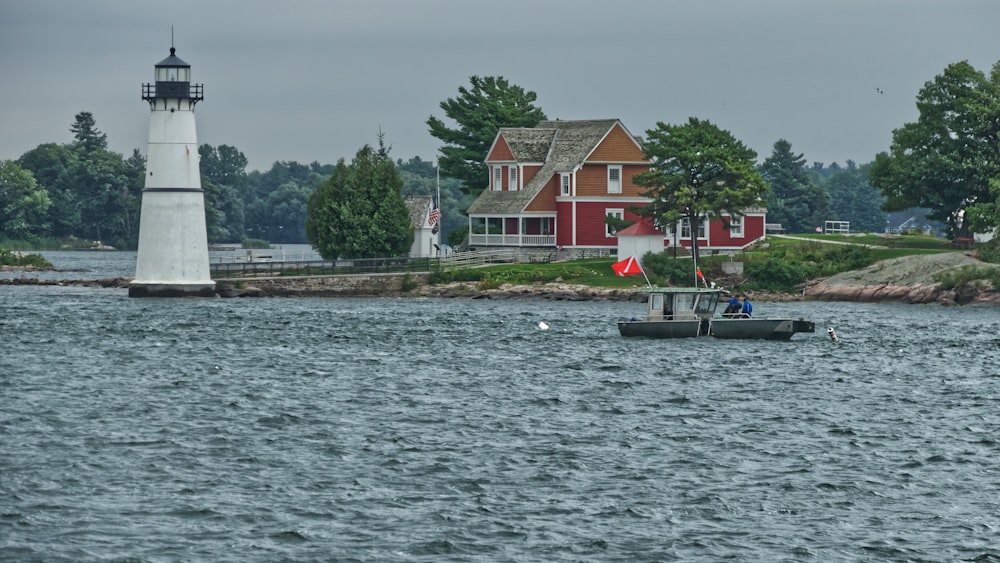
[2,0,997,173]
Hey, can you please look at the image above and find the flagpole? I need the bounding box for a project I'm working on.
[436,160,441,256]
[635,256,652,288]
[693,248,698,288]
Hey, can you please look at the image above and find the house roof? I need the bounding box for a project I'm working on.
[468,119,627,215]
[404,195,433,228]
[617,220,664,237]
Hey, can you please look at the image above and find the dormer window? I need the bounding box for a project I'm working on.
[508,166,518,191]
[493,166,502,191]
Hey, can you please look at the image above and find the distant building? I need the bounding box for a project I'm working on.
[404,195,440,257]
[466,118,766,255]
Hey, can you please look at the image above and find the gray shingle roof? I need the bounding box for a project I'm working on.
[468,119,623,215]
[404,195,432,227]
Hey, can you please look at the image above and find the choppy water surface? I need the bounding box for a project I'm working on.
[2,280,1000,561]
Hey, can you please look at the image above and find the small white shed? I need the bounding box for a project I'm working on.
[404,196,440,258]
[616,220,665,259]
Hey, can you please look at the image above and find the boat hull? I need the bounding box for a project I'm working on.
[617,319,703,338]
[710,318,815,340]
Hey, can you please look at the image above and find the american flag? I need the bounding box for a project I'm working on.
[428,205,441,226]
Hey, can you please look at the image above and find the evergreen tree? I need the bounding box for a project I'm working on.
[306,137,413,259]
[823,163,887,233]
[427,76,546,195]
[760,139,831,233]
[633,117,768,262]
[69,111,108,153]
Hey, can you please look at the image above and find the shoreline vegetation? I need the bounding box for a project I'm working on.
[3,234,999,305]
[3,251,999,306]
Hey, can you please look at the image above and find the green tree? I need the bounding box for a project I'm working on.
[397,156,475,246]
[823,162,887,232]
[427,76,546,195]
[17,143,80,237]
[964,62,1000,237]
[200,144,249,242]
[0,160,52,239]
[760,139,831,233]
[247,181,311,243]
[70,111,108,153]
[68,149,135,246]
[633,117,769,262]
[245,160,333,243]
[870,60,1000,238]
[306,138,413,259]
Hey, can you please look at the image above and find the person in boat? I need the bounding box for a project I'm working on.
[739,295,753,318]
[722,296,740,317]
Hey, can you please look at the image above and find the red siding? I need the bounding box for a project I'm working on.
[504,217,519,234]
[556,201,574,247]
[487,135,514,162]
[572,202,646,246]
[525,175,559,212]
[587,123,645,162]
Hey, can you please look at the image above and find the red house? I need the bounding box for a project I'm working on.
[466,118,766,254]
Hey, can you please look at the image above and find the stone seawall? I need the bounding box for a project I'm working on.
[215,272,429,297]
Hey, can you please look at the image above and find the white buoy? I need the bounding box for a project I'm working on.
[827,327,840,343]
[537,321,549,330]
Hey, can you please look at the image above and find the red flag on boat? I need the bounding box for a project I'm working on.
[612,256,643,277]
[696,267,707,287]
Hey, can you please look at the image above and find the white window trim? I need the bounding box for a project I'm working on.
[681,217,707,239]
[560,173,571,196]
[493,166,502,191]
[607,165,622,194]
[508,165,518,191]
[729,215,744,237]
[606,208,624,237]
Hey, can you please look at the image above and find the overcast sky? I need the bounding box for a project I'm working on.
[2,0,997,173]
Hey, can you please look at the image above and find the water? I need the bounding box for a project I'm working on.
[2,254,1000,561]
[0,244,321,282]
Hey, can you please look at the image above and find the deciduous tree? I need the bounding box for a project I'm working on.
[870,60,1000,238]
[633,118,768,262]
[0,160,51,239]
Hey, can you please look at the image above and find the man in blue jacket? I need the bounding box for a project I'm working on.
[740,295,753,317]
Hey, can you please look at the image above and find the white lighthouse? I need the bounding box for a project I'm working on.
[130,46,215,297]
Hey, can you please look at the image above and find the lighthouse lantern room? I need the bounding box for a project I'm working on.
[130,46,215,298]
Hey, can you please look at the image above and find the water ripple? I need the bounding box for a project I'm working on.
[2,288,999,560]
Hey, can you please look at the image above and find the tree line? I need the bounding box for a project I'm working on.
[3,59,998,257]
[0,112,475,252]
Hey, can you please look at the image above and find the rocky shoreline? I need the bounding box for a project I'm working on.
[4,252,998,305]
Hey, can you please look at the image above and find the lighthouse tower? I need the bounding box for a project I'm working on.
[130,46,215,297]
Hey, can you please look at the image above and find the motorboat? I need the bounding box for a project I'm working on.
[617,287,814,340]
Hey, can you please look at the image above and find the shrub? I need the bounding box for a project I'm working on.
[744,257,809,291]
[242,238,271,249]
[0,249,53,269]
[933,265,1000,290]
[641,252,699,286]
[978,239,1000,264]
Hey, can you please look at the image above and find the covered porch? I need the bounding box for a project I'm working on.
[467,215,557,247]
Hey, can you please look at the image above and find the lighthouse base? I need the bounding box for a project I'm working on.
[129,281,217,298]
